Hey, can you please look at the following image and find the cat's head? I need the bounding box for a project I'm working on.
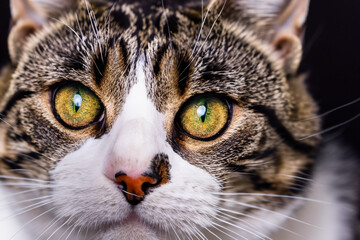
[0,0,320,239]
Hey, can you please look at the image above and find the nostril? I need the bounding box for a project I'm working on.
[141,179,158,195]
[118,181,127,191]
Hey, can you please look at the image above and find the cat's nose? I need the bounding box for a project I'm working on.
[114,153,170,205]
[115,173,160,205]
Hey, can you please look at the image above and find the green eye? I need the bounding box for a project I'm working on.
[177,96,230,140]
[53,84,104,129]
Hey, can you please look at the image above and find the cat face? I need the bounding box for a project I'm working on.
[0,0,320,239]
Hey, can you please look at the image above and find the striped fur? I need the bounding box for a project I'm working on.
[0,0,341,239]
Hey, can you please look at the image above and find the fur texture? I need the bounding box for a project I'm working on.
[0,0,357,239]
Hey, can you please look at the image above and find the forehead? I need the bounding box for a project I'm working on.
[16,0,283,115]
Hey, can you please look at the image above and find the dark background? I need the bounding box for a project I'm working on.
[301,0,360,156]
[0,0,359,156]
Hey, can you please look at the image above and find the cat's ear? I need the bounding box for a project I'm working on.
[209,0,309,74]
[8,0,77,63]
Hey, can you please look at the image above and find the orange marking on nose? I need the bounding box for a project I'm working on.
[116,175,158,203]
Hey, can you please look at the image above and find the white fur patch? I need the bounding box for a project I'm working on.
[103,56,168,178]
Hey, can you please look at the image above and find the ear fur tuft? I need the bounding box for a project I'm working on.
[209,0,309,74]
[8,0,78,63]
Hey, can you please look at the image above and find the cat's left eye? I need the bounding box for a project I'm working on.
[52,83,104,129]
[176,95,231,141]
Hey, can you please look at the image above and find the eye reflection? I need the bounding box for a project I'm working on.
[196,105,207,122]
[73,92,82,112]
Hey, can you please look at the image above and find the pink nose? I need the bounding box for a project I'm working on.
[111,153,171,205]
[116,174,159,205]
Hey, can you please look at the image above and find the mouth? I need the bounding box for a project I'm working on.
[123,212,143,223]
[106,212,161,240]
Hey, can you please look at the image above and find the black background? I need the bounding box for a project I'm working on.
[0,0,359,156]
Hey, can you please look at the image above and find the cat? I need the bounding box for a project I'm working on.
[0,0,358,239]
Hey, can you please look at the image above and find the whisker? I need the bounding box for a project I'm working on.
[216,210,272,240]
[1,199,55,222]
[216,197,320,229]
[0,195,52,209]
[181,218,199,240]
[0,175,52,183]
[76,224,84,240]
[215,214,268,239]
[75,13,92,60]
[0,182,52,189]
[202,223,222,240]
[299,96,360,122]
[51,14,102,75]
[65,223,78,240]
[103,1,118,52]
[219,207,307,236]
[0,188,47,202]
[299,112,360,141]
[210,223,239,240]
[84,0,104,62]
[216,209,256,229]
[47,215,73,240]
[58,219,76,240]
[35,215,64,240]
[169,221,182,240]
[210,220,248,240]
[179,1,227,81]
[213,192,327,204]
[0,116,15,129]
[161,0,173,47]
[120,189,143,198]
[190,3,210,57]
[278,174,313,183]
[9,207,56,240]
[188,223,205,240]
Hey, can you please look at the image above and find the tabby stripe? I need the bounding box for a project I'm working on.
[153,42,170,76]
[0,90,34,119]
[1,151,43,170]
[228,162,312,194]
[8,132,37,148]
[237,147,275,161]
[250,105,315,154]
[119,38,129,73]
[1,157,22,170]
[110,8,130,30]
[163,14,179,36]
[93,49,109,86]
[227,164,275,191]
[177,54,191,95]
[228,148,274,172]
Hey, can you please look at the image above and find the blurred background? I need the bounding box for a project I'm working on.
[0,0,359,154]
[301,0,360,158]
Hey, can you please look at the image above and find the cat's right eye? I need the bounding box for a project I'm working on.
[52,83,104,129]
[176,95,231,141]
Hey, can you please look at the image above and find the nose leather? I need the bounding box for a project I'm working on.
[114,153,170,205]
[116,174,158,205]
